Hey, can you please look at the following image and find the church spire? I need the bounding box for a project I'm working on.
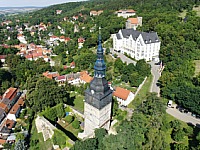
[94,27,106,78]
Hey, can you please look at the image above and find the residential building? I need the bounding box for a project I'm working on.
[0,55,7,63]
[78,37,85,49]
[113,87,135,106]
[43,71,60,80]
[0,108,6,123]
[116,9,136,18]
[55,75,66,83]
[90,10,103,16]
[80,73,93,84]
[56,10,62,15]
[126,17,142,30]
[113,29,161,62]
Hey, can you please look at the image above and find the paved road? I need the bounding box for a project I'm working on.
[110,48,160,96]
[110,48,136,65]
[148,61,161,96]
[167,107,200,127]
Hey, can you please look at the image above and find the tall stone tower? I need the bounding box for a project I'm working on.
[78,34,112,139]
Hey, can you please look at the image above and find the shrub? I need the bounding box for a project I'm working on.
[72,120,80,129]
[52,130,67,148]
[65,115,74,124]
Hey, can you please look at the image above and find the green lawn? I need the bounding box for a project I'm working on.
[70,92,84,112]
[128,75,153,109]
[58,119,81,137]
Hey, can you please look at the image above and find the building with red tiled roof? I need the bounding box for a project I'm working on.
[3,88,17,101]
[90,10,103,16]
[70,61,75,68]
[117,9,136,18]
[43,71,60,79]
[0,55,7,63]
[126,17,142,30]
[5,119,15,129]
[113,87,135,106]
[0,103,7,110]
[80,73,93,84]
[7,98,25,121]
[0,139,6,146]
[55,75,66,83]
[78,38,85,49]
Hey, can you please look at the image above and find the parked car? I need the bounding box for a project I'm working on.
[196,115,200,119]
[184,109,189,113]
[191,113,196,117]
[179,108,184,113]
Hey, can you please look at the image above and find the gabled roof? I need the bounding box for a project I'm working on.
[113,87,131,100]
[0,139,6,145]
[118,9,136,13]
[120,29,160,43]
[127,18,138,24]
[78,37,85,43]
[9,103,20,115]
[0,103,7,110]
[43,71,59,79]
[5,119,15,129]
[56,75,66,81]
[17,98,25,106]
[80,73,93,83]
[0,55,7,59]
[3,87,18,100]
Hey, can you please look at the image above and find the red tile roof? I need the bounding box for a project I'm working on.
[78,38,85,43]
[70,61,75,67]
[0,139,6,144]
[57,75,66,81]
[80,73,93,83]
[0,103,7,110]
[3,87,17,100]
[9,103,20,115]
[0,55,7,59]
[118,9,136,13]
[25,54,33,59]
[5,119,15,129]
[17,98,25,106]
[43,71,60,79]
[127,18,138,24]
[113,87,130,100]
[33,52,43,58]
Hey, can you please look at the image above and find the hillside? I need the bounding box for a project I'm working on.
[1,0,200,149]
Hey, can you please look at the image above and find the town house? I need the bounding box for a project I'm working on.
[113,87,135,106]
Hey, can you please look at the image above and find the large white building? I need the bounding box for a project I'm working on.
[116,9,136,18]
[113,29,161,62]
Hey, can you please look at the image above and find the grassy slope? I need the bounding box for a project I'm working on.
[128,74,153,109]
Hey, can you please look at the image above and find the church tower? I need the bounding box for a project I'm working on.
[78,34,113,139]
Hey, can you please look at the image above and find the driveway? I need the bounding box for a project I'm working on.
[148,61,161,96]
[166,107,200,127]
[110,48,136,65]
[110,48,160,96]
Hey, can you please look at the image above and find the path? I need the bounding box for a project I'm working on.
[148,61,161,97]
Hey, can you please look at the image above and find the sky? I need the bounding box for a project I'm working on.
[0,0,87,7]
